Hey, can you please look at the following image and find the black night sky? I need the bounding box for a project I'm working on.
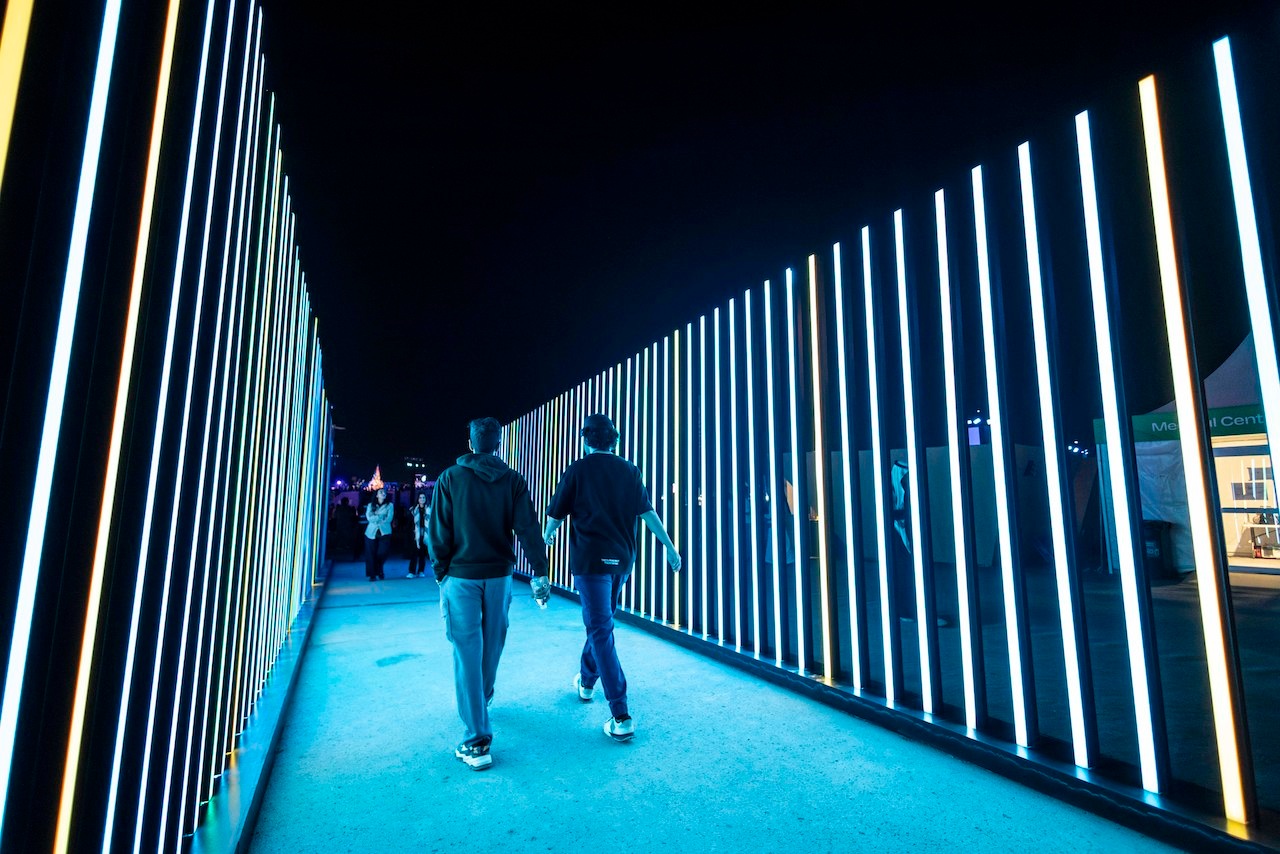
[256,2,1271,482]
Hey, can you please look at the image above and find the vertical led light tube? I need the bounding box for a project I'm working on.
[862,227,895,706]
[671,330,679,626]
[764,281,783,665]
[625,357,635,463]
[716,307,727,640]
[148,3,244,840]
[935,190,978,727]
[686,321,694,632]
[807,254,835,681]
[729,298,742,649]
[234,147,283,732]
[639,349,650,612]
[240,156,280,727]
[785,269,805,672]
[1018,143,1090,764]
[895,211,933,709]
[663,335,671,620]
[745,288,762,658]
[556,390,565,586]
[832,244,862,690]
[711,311,721,637]
[700,315,709,636]
[1075,111,1160,791]
[714,308,724,641]
[243,173,287,716]
[169,4,257,837]
[0,0,35,201]
[101,0,220,840]
[244,186,284,714]
[571,385,580,584]
[551,395,558,498]
[1215,39,1280,515]
[973,165,1029,745]
[1140,76,1249,822]
[207,75,271,792]
[0,0,124,838]
[617,363,624,429]
[627,358,637,612]
[52,0,184,845]
[652,342,661,616]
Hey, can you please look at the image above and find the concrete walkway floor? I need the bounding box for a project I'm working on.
[250,559,1182,853]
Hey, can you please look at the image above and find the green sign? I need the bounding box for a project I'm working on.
[1093,404,1266,444]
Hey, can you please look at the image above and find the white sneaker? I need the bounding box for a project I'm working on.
[573,674,595,701]
[454,741,492,770]
[603,716,635,741]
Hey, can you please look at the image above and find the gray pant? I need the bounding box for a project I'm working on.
[440,575,512,747]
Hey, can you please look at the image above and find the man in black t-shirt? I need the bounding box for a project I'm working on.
[543,413,681,742]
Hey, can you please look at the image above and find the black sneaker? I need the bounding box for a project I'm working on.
[454,740,492,770]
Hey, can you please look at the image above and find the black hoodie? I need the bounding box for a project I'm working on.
[427,452,548,581]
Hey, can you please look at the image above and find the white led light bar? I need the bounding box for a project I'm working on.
[1018,143,1089,764]
[715,307,724,641]
[785,269,805,672]
[832,243,862,690]
[700,315,709,636]
[895,211,933,710]
[729,297,742,649]
[1216,38,1280,532]
[765,280,782,665]
[1075,111,1159,791]
[972,166,1031,745]
[935,189,977,727]
[686,321,694,632]
[862,227,895,705]
[745,288,762,658]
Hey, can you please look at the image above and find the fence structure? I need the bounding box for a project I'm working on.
[0,1,331,850]
[507,22,1280,848]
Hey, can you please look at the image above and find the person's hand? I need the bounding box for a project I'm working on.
[665,545,682,572]
[543,531,557,547]
[531,575,551,608]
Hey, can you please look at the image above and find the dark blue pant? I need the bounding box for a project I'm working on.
[408,542,430,576]
[364,535,390,578]
[575,572,629,719]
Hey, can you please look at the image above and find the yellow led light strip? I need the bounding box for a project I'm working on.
[0,0,33,203]
[1139,74,1248,824]
[53,2,184,850]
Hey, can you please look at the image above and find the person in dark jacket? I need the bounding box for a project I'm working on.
[428,417,550,770]
[543,413,681,743]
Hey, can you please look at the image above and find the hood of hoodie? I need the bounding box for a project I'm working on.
[456,452,510,483]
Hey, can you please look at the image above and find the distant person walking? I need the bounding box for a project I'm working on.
[331,496,358,560]
[429,417,550,770]
[407,491,431,578]
[364,488,394,580]
[543,413,681,742]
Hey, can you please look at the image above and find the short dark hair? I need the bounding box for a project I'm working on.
[581,413,619,451]
[469,417,502,453]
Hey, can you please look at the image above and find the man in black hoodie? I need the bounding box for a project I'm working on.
[428,417,549,770]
